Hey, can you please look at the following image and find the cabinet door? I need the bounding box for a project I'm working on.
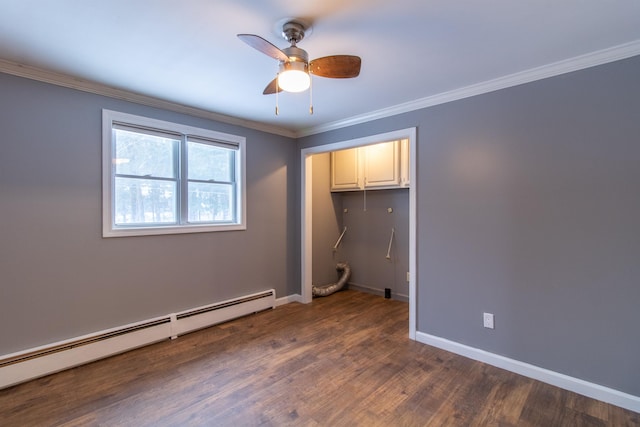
[363,140,400,188]
[331,148,360,191]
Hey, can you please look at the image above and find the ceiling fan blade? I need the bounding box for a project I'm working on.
[309,55,361,78]
[263,78,283,95]
[237,34,289,62]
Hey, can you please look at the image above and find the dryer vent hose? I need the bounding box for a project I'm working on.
[312,262,351,297]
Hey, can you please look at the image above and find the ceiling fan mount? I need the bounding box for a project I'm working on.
[281,20,308,46]
[237,18,361,96]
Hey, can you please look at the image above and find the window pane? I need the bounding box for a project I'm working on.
[114,177,177,225]
[188,141,233,182]
[114,129,178,178]
[188,182,234,222]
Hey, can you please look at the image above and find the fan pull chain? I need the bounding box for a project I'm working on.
[275,73,280,116]
[309,74,313,115]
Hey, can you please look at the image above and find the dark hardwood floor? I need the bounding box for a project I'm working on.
[1,290,638,426]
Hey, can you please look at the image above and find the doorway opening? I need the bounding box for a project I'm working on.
[300,128,417,339]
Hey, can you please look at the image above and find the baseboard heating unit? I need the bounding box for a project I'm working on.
[0,289,276,390]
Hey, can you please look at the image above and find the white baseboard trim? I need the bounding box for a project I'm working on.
[416,332,640,413]
[347,283,409,303]
[275,294,303,306]
[0,289,275,390]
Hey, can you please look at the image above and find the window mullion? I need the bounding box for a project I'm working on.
[233,151,239,224]
[179,136,188,225]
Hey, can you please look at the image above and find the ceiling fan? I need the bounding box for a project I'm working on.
[238,20,361,96]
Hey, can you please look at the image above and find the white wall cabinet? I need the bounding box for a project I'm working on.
[330,146,360,190]
[363,140,400,188]
[331,139,409,192]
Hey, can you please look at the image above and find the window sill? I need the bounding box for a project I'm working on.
[102,223,247,238]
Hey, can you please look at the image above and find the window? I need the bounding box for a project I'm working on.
[102,110,246,237]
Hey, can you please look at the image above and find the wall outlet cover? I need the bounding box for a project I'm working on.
[483,312,495,329]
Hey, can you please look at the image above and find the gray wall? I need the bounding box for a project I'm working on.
[0,72,297,355]
[299,56,640,396]
[340,190,409,300]
[311,152,343,285]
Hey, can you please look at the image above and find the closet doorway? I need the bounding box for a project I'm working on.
[300,128,417,339]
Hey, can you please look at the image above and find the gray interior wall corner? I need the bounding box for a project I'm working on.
[311,153,343,286]
[298,55,640,397]
[0,71,297,355]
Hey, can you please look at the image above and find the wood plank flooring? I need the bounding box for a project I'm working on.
[0,290,638,426]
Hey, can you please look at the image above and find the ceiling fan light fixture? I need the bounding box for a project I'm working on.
[278,61,310,92]
[238,19,361,101]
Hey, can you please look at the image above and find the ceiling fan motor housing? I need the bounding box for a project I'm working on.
[279,60,308,75]
[282,46,309,64]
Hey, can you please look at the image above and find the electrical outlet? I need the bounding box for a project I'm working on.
[483,312,494,329]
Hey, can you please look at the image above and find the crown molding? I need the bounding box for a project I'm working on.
[296,39,640,137]
[2,39,640,140]
[0,59,297,139]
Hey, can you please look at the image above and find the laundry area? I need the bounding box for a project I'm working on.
[311,139,410,301]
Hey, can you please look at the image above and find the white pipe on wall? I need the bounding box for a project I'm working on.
[333,226,347,251]
[386,227,395,259]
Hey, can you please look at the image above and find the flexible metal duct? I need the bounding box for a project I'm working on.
[312,262,351,297]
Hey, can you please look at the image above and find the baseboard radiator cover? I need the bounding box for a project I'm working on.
[0,289,276,390]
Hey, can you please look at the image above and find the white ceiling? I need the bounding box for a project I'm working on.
[1,0,640,136]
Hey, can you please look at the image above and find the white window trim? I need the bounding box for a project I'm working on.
[102,109,246,237]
